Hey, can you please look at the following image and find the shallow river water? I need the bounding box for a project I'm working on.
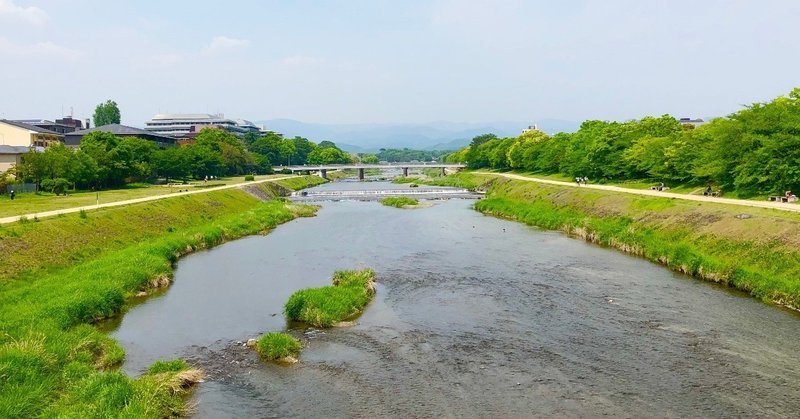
[108,180,800,418]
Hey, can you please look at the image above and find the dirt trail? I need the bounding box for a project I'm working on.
[476,172,800,213]
[0,176,297,225]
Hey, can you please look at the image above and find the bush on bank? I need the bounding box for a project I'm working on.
[0,192,317,418]
[284,269,377,327]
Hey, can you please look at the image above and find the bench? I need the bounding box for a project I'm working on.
[703,190,722,197]
[651,185,669,191]
[769,196,791,203]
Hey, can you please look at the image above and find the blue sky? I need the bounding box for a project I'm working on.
[1,0,799,126]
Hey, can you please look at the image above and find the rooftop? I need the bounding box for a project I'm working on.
[0,145,35,154]
[67,124,175,141]
[0,119,62,135]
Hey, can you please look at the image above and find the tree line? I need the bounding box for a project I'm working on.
[9,127,353,192]
[446,88,800,197]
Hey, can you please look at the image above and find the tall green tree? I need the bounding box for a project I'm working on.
[92,100,121,127]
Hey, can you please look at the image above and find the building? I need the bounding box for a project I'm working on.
[679,117,705,128]
[11,119,82,135]
[0,145,34,174]
[64,124,177,148]
[0,119,64,147]
[521,124,539,134]
[144,113,261,139]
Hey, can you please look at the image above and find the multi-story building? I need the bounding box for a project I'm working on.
[144,113,261,139]
[0,119,64,147]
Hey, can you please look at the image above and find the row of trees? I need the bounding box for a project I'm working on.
[12,127,354,190]
[375,148,450,162]
[447,88,800,197]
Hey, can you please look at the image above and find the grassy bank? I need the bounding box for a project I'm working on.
[462,173,800,310]
[284,269,377,327]
[380,196,419,208]
[0,174,290,218]
[0,190,317,417]
[274,174,327,191]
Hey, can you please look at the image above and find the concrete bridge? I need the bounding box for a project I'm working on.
[274,163,466,180]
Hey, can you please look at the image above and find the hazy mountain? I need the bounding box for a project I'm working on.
[256,119,580,152]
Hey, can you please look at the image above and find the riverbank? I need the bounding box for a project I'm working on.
[446,172,800,310]
[0,179,321,417]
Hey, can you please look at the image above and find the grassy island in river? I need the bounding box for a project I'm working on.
[284,269,377,327]
[380,196,420,208]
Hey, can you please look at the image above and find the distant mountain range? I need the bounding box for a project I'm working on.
[256,119,581,153]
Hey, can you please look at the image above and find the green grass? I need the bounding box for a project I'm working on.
[284,269,377,327]
[256,333,302,360]
[0,174,294,219]
[380,196,419,208]
[0,190,317,418]
[274,175,328,191]
[465,173,800,309]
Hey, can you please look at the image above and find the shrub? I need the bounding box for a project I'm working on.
[244,174,255,181]
[40,178,55,193]
[79,209,88,219]
[256,333,302,360]
[284,269,376,327]
[52,178,70,196]
[380,196,419,208]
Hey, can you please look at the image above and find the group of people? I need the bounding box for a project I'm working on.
[785,191,798,203]
[574,177,589,186]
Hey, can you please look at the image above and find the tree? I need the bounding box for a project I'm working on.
[93,100,121,127]
[360,154,379,164]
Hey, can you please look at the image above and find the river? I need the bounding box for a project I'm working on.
[107,179,800,418]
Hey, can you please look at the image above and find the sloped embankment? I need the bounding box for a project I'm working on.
[470,174,800,310]
[0,188,317,417]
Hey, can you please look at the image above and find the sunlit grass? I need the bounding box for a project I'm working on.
[256,333,302,360]
[284,269,377,327]
[380,196,419,208]
[469,173,800,309]
[0,190,316,418]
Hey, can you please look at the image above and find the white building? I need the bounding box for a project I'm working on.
[144,113,261,138]
[521,124,539,134]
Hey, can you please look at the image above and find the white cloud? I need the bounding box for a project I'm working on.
[0,0,47,25]
[202,36,248,56]
[0,37,83,60]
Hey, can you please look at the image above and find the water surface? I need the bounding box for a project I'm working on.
[109,181,800,418]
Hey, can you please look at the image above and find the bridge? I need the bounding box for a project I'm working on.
[274,163,466,180]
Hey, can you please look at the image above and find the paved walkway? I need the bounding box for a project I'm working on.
[0,176,298,225]
[475,172,800,213]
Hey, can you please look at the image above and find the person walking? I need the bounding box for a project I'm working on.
[9,190,15,200]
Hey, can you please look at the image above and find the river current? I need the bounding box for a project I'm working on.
[108,180,800,418]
